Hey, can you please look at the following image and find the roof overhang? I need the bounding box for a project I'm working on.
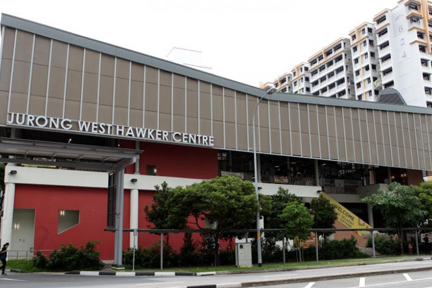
[0,137,142,171]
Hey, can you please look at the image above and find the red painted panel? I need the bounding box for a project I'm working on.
[121,140,218,179]
[14,184,131,260]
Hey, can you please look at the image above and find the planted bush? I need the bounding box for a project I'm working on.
[34,241,103,271]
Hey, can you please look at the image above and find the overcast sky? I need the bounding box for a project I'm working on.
[1,0,398,87]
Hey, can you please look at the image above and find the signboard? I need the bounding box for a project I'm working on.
[7,113,214,147]
[322,193,372,236]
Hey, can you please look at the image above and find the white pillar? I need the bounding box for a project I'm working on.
[367,204,374,227]
[1,182,15,247]
[129,189,139,248]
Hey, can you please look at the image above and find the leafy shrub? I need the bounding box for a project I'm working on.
[124,242,181,268]
[34,241,103,271]
[366,235,400,255]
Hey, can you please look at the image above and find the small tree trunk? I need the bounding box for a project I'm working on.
[214,236,220,266]
[399,225,404,254]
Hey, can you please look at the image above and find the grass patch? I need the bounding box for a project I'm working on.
[127,256,413,273]
[7,260,47,272]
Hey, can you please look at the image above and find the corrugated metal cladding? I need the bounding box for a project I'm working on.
[1,15,432,171]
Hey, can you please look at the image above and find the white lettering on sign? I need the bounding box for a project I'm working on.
[6,113,215,147]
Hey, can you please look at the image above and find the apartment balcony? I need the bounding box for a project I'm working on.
[379,45,391,57]
[377,33,390,45]
[382,72,394,84]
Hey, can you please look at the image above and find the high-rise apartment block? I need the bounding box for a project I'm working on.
[264,0,432,107]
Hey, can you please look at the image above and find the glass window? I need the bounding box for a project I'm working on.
[58,210,80,234]
[146,165,157,176]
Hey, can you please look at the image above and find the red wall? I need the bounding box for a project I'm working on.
[123,141,219,179]
[14,185,132,260]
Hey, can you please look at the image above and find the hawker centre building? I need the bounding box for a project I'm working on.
[0,14,431,261]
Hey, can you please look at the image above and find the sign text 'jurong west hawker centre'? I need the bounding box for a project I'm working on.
[6,113,215,147]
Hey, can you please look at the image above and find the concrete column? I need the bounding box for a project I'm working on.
[367,204,374,227]
[113,168,125,268]
[314,160,319,186]
[0,182,15,247]
[129,189,139,248]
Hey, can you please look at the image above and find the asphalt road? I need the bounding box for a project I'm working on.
[1,259,432,288]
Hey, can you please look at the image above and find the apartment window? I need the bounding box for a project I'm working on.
[320,76,326,82]
[146,165,158,176]
[339,90,347,97]
[330,95,337,98]
[58,210,80,234]
[306,87,310,92]
[427,101,432,108]
[424,73,431,80]
[335,55,343,63]
[374,90,379,95]
[370,52,376,58]
[362,40,367,47]
[382,67,393,76]
[381,53,392,63]
[337,78,345,85]
[353,46,358,53]
[368,27,373,33]
[300,67,303,72]
[384,81,394,88]
[410,16,421,24]
[371,64,377,70]
[351,34,357,41]
[305,77,310,81]
[313,92,320,96]
[327,61,334,68]
[310,59,317,66]
[281,87,287,93]
[294,81,298,87]
[354,58,359,64]
[311,70,318,76]
[301,77,304,83]
[425,87,432,95]
[319,65,325,72]
[328,71,335,78]
[355,70,360,76]
[429,20,432,28]
[369,40,374,47]
[318,55,324,61]
[336,67,344,74]
[281,77,287,84]
[334,43,342,51]
[379,41,390,50]
[329,83,335,90]
[321,87,328,93]
[365,65,370,71]
[421,58,429,67]
[305,67,309,71]
[429,7,432,16]
[361,28,366,35]
[408,3,420,10]
[326,49,333,57]
[293,72,297,77]
[368,90,373,96]
[364,53,369,59]
[357,95,363,100]
[367,78,372,84]
[418,31,425,40]
[378,28,388,37]
[356,82,361,88]
[376,15,386,25]
[420,45,427,53]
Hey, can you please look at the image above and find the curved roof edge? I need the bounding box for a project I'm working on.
[2,13,432,116]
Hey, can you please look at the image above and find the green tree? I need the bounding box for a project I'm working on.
[362,182,427,254]
[168,175,258,265]
[264,187,301,240]
[279,201,314,241]
[310,194,338,238]
[144,182,187,245]
[416,181,432,222]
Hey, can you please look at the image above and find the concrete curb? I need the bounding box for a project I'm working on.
[240,266,432,287]
[65,271,197,276]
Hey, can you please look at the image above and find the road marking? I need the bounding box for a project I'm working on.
[344,276,432,288]
[403,273,412,281]
[359,277,365,287]
[304,282,315,288]
[136,282,185,286]
[0,278,25,281]
[262,273,298,277]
